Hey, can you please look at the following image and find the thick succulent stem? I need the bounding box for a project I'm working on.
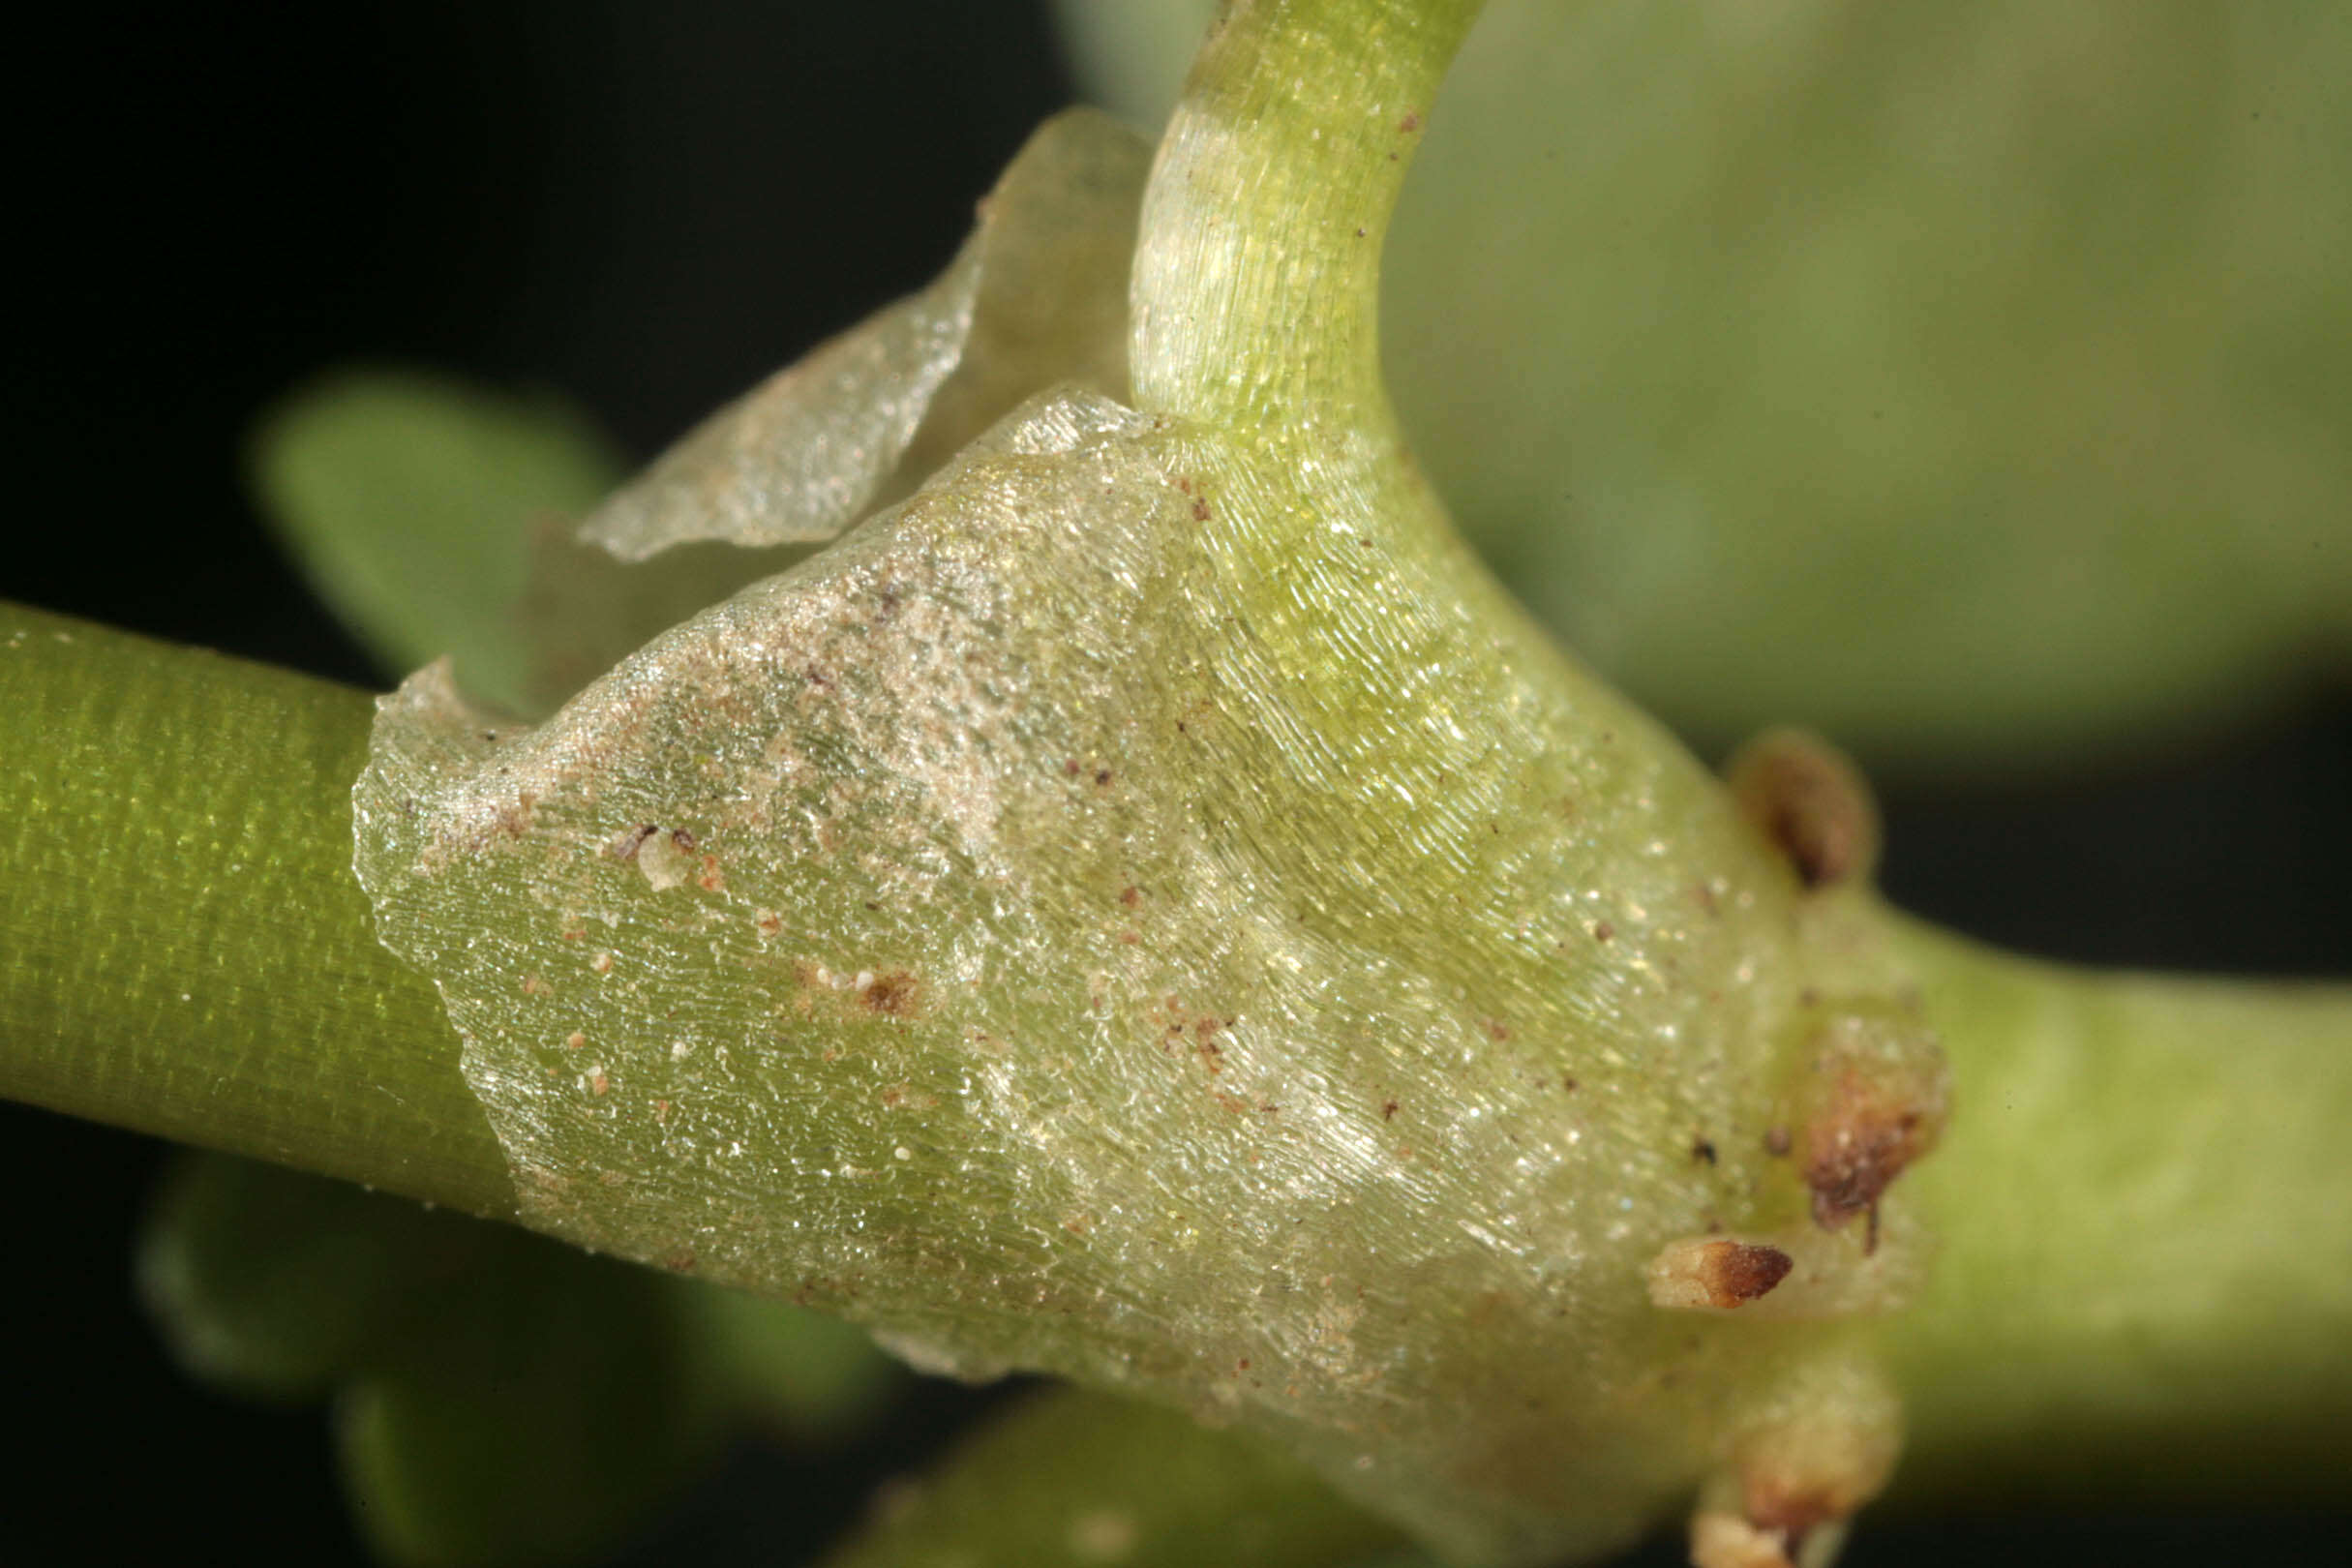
[0,601,516,1221]
[1883,918,2352,1508]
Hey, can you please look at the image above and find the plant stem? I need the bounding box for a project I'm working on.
[0,602,515,1220]
[1131,0,1485,428]
[1882,917,2352,1507]
[11,599,2347,1523]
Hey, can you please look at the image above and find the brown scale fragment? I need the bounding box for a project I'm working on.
[1646,1238,1794,1311]
[1725,728,1881,890]
[1801,1064,1944,1247]
[1788,1012,1951,1251]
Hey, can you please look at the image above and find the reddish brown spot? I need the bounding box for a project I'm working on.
[1236,1358,1251,1371]
[564,1031,586,1050]
[1191,498,1211,521]
[861,970,921,1018]
[1095,769,1112,786]
[1118,929,1141,945]
[1700,1242,1794,1307]
[1482,1017,1512,1042]
[1399,110,1421,133]
[669,827,698,852]
[1063,758,1083,777]
[1120,885,1141,908]
[1727,729,1880,890]
[662,1251,697,1273]
[1592,920,1615,943]
[803,663,832,687]
[1381,1100,1400,1121]
[1764,1125,1793,1158]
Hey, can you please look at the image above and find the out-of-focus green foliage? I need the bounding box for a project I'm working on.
[1059,0,2352,770]
[252,371,627,717]
[140,1152,899,1568]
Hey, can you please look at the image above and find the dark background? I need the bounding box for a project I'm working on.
[7,3,2344,1564]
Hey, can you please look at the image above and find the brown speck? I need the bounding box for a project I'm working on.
[1560,1074,1580,1093]
[1399,110,1421,133]
[1692,1137,1718,1166]
[1726,728,1881,890]
[1094,769,1113,787]
[803,663,831,687]
[1353,226,1367,238]
[1381,1100,1400,1121]
[1213,1091,1250,1114]
[522,973,550,997]
[1118,929,1141,945]
[756,912,783,935]
[564,1031,586,1050]
[662,1251,696,1273]
[1593,920,1615,943]
[1064,758,1083,777]
[1237,1358,1251,1371]
[606,822,658,860]
[590,950,615,974]
[1119,885,1141,907]
[861,970,921,1017]
[1764,1126,1793,1157]
[588,1070,610,1095]
[670,827,698,852]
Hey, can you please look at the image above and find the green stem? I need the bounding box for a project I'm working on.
[0,602,514,1220]
[1883,917,2352,1507]
[1131,0,1485,428]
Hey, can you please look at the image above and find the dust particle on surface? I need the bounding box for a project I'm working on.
[606,823,658,861]
[1691,1137,1718,1166]
[1382,1100,1400,1121]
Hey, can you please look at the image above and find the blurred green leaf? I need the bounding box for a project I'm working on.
[250,369,626,715]
[1061,0,2352,771]
[817,1387,1412,1568]
[141,1154,900,1566]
